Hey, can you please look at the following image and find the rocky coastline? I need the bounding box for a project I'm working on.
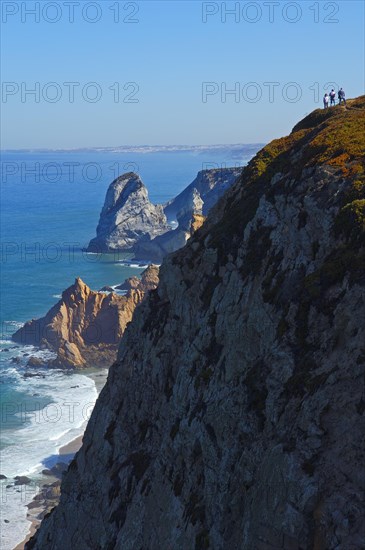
[26,98,365,549]
[12,266,159,370]
[87,167,242,261]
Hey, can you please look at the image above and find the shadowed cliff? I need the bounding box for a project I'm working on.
[27,98,365,549]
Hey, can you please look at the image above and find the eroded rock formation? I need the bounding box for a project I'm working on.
[88,167,242,261]
[87,173,169,252]
[133,188,206,262]
[13,266,159,368]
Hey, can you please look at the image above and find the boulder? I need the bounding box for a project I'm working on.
[14,476,31,486]
[26,357,46,368]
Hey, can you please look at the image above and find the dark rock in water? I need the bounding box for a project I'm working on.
[70,385,79,389]
[99,286,115,292]
[2,348,10,352]
[4,519,9,523]
[42,469,53,476]
[87,172,169,252]
[11,357,21,364]
[6,485,12,488]
[24,372,40,378]
[14,476,31,486]
[26,357,46,368]
[0,474,7,480]
[23,353,30,356]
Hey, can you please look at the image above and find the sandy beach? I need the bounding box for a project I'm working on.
[58,435,83,455]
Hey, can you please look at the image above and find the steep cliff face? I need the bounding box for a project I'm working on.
[87,173,169,252]
[28,99,365,549]
[133,188,206,262]
[164,167,242,220]
[13,266,159,368]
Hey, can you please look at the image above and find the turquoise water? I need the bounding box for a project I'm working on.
[0,147,257,548]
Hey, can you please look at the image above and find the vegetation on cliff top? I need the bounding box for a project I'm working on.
[253,95,365,179]
[206,96,365,255]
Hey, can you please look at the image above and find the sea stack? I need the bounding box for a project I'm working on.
[87,172,169,252]
[87,167,242,261]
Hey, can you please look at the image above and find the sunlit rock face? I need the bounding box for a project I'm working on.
[87,172,169,252]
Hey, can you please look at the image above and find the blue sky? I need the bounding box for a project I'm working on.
[1,0,364,148]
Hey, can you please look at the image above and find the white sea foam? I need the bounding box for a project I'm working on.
[118,262,148,269]
[1,371,97,477]
[0,369,99,550]
[111,286,128,296]
[0,481,38,550]
[3,321,24,330]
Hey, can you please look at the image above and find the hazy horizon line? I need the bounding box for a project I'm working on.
[1,143,265,153]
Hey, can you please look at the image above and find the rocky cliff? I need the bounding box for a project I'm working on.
[133,188,206,262]
[27,98,365,549]
[88,167,242,259]
[164,167,242,220]
[87,173,169,252]
[13,266,159,368]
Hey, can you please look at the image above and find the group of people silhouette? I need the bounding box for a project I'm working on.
[323,88,346,108]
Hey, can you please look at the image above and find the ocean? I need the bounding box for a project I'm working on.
[0,146,258,549]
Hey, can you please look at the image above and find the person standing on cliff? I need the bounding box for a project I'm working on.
[323,93,329,109]
[329,89,336,106]
[338,88,346,105]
